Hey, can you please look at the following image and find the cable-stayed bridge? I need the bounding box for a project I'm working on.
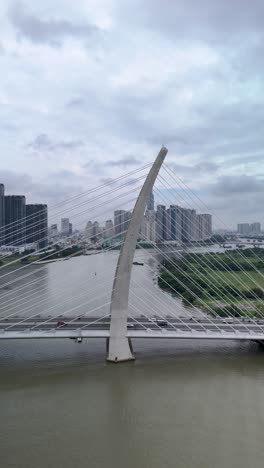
[1,147,264,362]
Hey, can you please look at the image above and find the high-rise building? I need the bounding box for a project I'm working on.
[166,205,182,241]
[114,210,131,237]
[197,214,212,240]
[237,223,250,236]
[114,210,125,236]
[139,210,156,242]
[104,220,114,239]
[147,191,154,211]
[69,223,73,235]
[85,221,93,239]
[0,183,4,245]
[61,218,70,235]
[49,224,58,238]
[147,210,156,242]
[26,204,48,250]
[4,195,26,246]
[93,221,100,237]
[156,205,167,241]
[181,208,197,242]
[250,222,261,235]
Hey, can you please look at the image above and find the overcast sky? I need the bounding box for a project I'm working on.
[1,0,264,228]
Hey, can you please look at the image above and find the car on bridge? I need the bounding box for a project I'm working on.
[56,321,67,327]
[157,319,168,327]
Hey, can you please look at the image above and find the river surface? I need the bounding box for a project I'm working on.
[1,250,264,467]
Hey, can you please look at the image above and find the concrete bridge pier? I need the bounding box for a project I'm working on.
[107,147,168,363]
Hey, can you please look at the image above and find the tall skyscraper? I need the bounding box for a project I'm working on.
[166,205,182,241]
[123,211,131,234]
[49,224,58,238]
[61,218,70,235]
[26,204,48,250]
[114,210,131,237]
[85,221,93,239]
[139,210,156,242]
[4,195,26,246]
[147,191,154,211]
[250,222,261,235]
[156,205,167,241]
[197,214,212,240]
[114,210,125,235]
[0,183,4,245]
[104,220,114,239]
[237,223,250,236]
[181,208,196,242]
[93,221,100,237]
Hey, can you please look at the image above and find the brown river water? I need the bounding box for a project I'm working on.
[1,250,264,467]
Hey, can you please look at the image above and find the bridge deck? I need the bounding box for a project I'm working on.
[1,317,264,341]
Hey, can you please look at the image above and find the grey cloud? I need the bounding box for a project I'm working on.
[221,153,264,169]
[195,162,219,174]
[99,177,118,186]
[126,177,140,186]
[98,177,138,190]
[82,156,141,175]
[82,160,107,176]
[9,2,98,46]
[65,97,86,109]
[180,174,264,228]
[0,169,83,206]
[0,169,33,194]
[149,96,264,165]
[170,161,219,176]
[210,175,264,197]
[0,122,20,133]
[50,170,78,179]
[119,0,264,44]
[105,156,141,168]
[3,0,264,229]
[28,133,84,153]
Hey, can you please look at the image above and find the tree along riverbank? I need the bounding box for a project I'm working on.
[158,248,264,317]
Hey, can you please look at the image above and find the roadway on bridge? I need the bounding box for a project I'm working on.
[1,317,264,334]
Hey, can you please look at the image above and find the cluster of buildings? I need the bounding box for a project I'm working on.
[0,181,76,254]
[85,219,115,240]
[84,192,212,244]
[140,205,212,243]
[237,223,261,236]
[0,182,213,255]
[0,183,48,252]
[49,218,73,239]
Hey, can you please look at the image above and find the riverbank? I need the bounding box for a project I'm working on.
[158,248,264,317]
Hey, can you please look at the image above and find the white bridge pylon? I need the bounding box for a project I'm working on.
[107,146,168,362]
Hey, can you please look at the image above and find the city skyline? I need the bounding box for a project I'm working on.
[2,177,264,247]
[84,192,213,243]
[1,168,264,233]
[0,182,48,249]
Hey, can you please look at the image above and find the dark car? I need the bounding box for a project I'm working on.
[157,319,168,327]
[56,320,67,327]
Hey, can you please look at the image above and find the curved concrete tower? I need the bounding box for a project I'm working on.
[107,147,168,362]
